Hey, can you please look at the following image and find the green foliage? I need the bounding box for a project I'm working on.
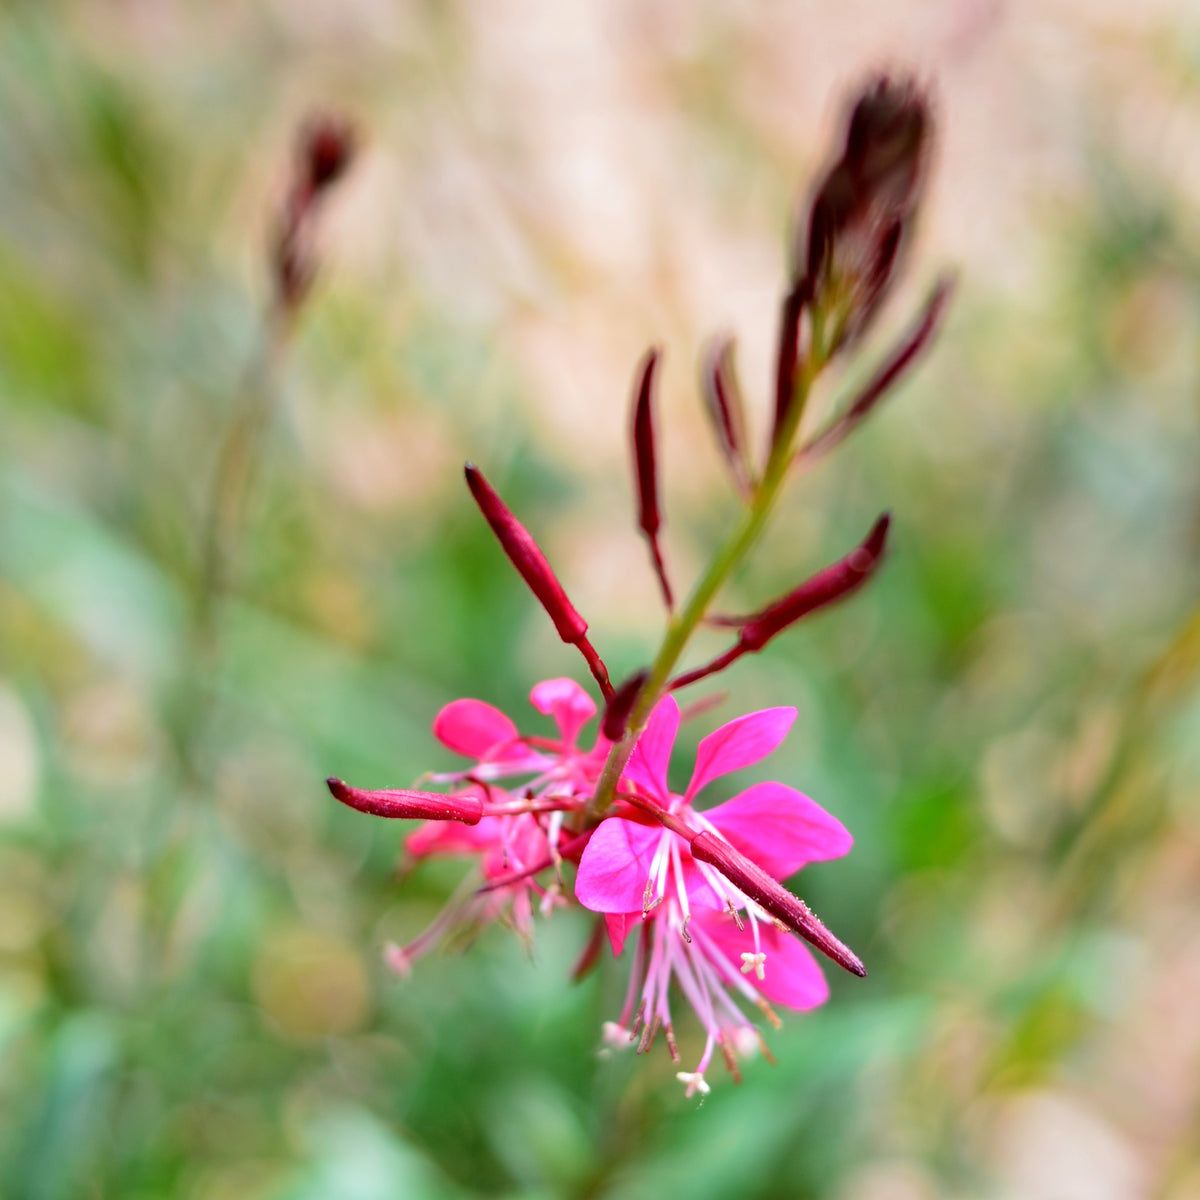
[2,4,1199,1198]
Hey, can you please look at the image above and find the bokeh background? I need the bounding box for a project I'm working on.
[3,2,1200,1197]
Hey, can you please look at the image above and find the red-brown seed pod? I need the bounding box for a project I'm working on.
[327,778,484,824]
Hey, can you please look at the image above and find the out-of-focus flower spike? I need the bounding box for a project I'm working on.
[670,514,891,690]
[464,464,613,696]
[799,276,954,467]
[602,669,648,741]
[302,114,356,193]
[702,337,752,499]
[327,777,484,824]
[631,349,674,610]
[274,113,358,314]
[802,74,931,351]
[689,831,866,977]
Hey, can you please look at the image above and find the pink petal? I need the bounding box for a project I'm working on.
[604,912,642,956]
[685,706,796,800]
[574,817,662,913]
[624,694,680,802]
[698,914,829,1010]
[703,781,852,879]
[407,814,499,858]
[529,677,596,747]
[433,698,520,759]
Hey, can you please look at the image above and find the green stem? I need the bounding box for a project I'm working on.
[583,335,825,824]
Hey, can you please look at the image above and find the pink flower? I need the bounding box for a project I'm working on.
[366,678,608,970]
[576,694,852,1095]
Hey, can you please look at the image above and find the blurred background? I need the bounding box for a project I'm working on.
[2,1,1200,1197]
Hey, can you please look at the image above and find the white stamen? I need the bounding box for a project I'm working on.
[676,1071,710,1097]
[601,1021,635,1050]
[740,951,767,981]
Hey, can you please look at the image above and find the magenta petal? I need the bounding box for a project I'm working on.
[685,706,796,800]
[624,694,680,802]
[605,912,641,956]
[755,927,829,1010]
[575,817,662,913]
[407,814,499,859]
[433,698,521,759]
[699,915,829,1010]
[704,781,852,878]
[530,677,596,747]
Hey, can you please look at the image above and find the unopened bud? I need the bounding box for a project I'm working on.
[273,112,357,313]
[302,114,356,192]
[690,831,866,977]
[737,513,890,652]
[799,277,953,466]
[464,464,589,645]
[669,514,891,692]
[602,669,648,741]
[630,349,673,609]
[702,337,750,496]
[327,777,484,824]
[803,75,931,349]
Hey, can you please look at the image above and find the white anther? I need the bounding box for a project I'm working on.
[600,1021,634,1052]
[676,1071,710,1097]
[740,951,766,981]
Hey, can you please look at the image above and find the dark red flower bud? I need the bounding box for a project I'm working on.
[702,337,751,497]
[800,276,953,466]
[302,114,356,192]
[670,514,891,690]
[802,75,931,349]
[273,112,357,313]
[771,280,809,450]
[690,831,866,977]
[630,349,673,609]
[327,777,484,824]
[602,669,648,741]
[464,464,588,645]
[736,513,891,652]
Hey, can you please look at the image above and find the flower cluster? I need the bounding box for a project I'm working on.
[329,682,856,1095]
[328,73,948,1097]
